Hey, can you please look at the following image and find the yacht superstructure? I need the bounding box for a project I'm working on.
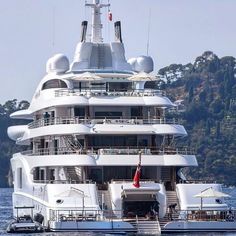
[8,0,236,234]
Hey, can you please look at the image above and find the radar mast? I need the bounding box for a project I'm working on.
[85,0,110,43]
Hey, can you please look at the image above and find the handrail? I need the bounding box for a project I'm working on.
[174,209,236,222]
[98,147,195,155]
[54,88,166,97]
[136,215,139,232]
[28,117,180,129]
[21,147,95,156]
[49,208,236,223]
[33,179,94,184]
[111,179,157,183]
[179,179,217,184]
[21,146,195,156]
[49,209,125,222]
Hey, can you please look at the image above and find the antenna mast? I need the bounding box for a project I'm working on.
[146,9,151,56]
[85,0,110,43]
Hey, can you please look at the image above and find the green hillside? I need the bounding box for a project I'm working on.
[0,100,29,187]
[158,51,236,185]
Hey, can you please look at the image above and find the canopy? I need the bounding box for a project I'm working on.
[71,72,102,81]
[128,72,158,81]
[55,187,88,198]
[194,187,230,198]
[194,187,230,210]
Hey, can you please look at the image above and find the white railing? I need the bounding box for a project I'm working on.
[54,88,165,97]
[21,146,195,156]
[28,117,180,129]
[49,209,236,223]
[49,209,124,222]
[21,147,95,156]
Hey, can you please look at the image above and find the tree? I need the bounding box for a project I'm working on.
[216,121,221,139]
[188,86,194,103]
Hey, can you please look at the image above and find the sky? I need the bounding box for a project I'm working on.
[1,0,236,103]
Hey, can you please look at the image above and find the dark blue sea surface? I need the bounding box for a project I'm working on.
[1,188,236,236]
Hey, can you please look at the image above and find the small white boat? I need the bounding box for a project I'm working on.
[7,206,44,233]
[7,215,44,233]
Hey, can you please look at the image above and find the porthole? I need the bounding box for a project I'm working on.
[56,199,64,204]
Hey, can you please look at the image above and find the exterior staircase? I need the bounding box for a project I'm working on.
[66,166,82,182]
[61,135,83,153]
[130,218,161,235]
[159,190,180,229]
[97,189,116,218]
[97,190,113,210]
[161,167,171,182]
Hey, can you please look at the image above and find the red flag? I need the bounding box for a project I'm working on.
[133,164,141,188]
[108,11,112,21]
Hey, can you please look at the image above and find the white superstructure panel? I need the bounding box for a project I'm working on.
[176,184,228,211]
[13,153,96,169]
[13,123,187,143]
[14,153,197,169]
[28,91,174,113]
[10,109,33,120]
[8,125,28,141]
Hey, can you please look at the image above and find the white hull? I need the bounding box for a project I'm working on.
[162,220,236,233]
[49,220,135,232]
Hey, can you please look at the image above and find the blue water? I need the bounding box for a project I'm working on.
[1,188,236,236]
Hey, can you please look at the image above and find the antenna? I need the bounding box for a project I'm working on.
[84,0,88,20]
[52,5,56,48]
[107,0,111,42]
[146,8,151,56]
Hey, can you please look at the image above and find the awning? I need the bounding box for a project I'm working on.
[121,187,160,197]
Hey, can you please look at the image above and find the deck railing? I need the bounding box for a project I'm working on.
[54,88,165,97]
[21,146,195,156]
[48,208,236,223]
[33,179,94,184]
[28,117,180,129]
[176,209,236,222]
[49,209,124,222]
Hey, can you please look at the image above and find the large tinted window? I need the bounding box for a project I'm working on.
[42,79,67,90]
[108,82,132,91]
[88,135,137,147]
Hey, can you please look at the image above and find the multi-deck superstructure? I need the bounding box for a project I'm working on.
[8,0,235,234]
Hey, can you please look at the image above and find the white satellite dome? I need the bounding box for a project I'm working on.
[128,55,154,73]
[127,57,137,67]
[46,54,69,74]
[135,56,154,73]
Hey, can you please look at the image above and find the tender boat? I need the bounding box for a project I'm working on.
[7,207,44,233]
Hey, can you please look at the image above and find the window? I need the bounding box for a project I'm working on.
[108,82,132,91]
[88,135,137,147]
[17,168,23,189]
[95,111,122,119]
[42,79,67,90]
[39,169,45,181]
[74,107,85,117]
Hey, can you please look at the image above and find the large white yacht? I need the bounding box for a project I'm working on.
[8,0,236,234]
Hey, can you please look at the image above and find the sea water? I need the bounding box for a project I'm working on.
[1,188,236,236]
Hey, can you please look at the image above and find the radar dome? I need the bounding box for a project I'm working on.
[46,54,69,74]
[136,56,154,73]
[128,56,154,73]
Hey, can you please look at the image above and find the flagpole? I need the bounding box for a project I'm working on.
[133,150,142,188]
[138,150,142,165]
